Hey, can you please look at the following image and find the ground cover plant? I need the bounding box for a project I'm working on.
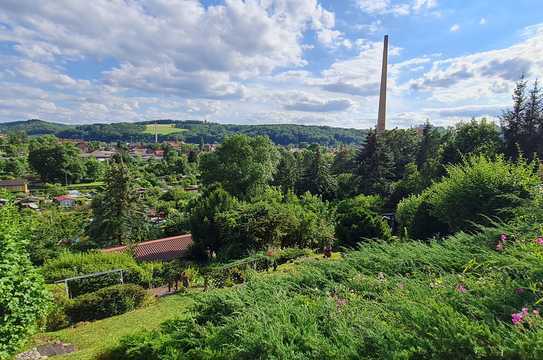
[108,210,543,359]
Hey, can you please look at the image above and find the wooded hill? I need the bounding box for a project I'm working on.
[0,119,367,146]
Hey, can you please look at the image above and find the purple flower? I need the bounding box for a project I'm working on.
[456,284,467,293]
[512,312,524,325]
[536,237,543,245]
[515,288,525,295]
[500,234,508,242]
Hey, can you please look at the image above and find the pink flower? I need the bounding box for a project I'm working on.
[496,242,504,251]
[536,237,543,245]
[522,307,529,315]
[456,284,467,293]
[533,309,540,316]
[512,312,524,325]
[500,234,508,242]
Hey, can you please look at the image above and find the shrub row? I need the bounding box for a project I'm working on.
[46,284,150,329]
[42,251,161,295]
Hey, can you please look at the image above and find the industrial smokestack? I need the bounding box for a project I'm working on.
[377,35,388,134]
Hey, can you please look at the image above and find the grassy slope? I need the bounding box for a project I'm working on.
[31,253,329,360]
[142,124,186,135]
[32,293,194,360]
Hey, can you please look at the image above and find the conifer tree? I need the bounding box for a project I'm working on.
[298,146,336,200]
[273,149,301,194]
[501,77,527,160]
[88,155,148,246]
[354,130,395,197]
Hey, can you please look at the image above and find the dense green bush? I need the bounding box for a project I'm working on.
[0,205,51,359]
[396,192,449,240]
[44,284,71,331]
[335,195,391,247]
[397,155,539,239]
[108,214,543,359]
[66,284,149,323]
[429,155,539,232]
[192,187,334,260]
[42,251,155,294]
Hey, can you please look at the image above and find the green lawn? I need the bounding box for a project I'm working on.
[32,293,195,360]
[64,182,104,190]
[143,124,186,135]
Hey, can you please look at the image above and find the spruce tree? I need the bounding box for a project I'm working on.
[88,155,147,246]
[501,77,527,160]
[298,146,336,200]
[525,80,542,159]
[273,149,301,194]
[354,130,395,197]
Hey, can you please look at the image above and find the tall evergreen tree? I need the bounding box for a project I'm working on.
[501,77,527,160]
[273,149,301,194]
[354,130,395,197]
[88,155,148,246]
[331,145,356,175]
[526,80,542,159]
[298,146,336,200]
[416,121,440,169]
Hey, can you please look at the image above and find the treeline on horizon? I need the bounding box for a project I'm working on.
[0,119,367,147]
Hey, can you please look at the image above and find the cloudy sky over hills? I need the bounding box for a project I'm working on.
[0,0,542,128]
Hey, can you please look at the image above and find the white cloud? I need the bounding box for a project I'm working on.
[450,24,460,32]
[283,94,353,112]
[407,23,543,104]
[480,17,487,25]
[0,0,340,98]
[356,0,437,16]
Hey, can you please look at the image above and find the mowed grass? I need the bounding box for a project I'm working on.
[32,293,195,360]
[143,124,186,135]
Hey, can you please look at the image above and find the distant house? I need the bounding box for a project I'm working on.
[101,234,193,262]
[20,202,40,210]
[83,150,117,162]
[76,141,90,153]
[54,195,76,207]
[153,149,164,159]
[0,179,29,193]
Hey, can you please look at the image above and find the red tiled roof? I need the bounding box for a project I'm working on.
[101,234,193,261]
[54,195,74,201]
[0,179,27,186]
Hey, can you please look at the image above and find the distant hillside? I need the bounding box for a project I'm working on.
[0,119,367,146]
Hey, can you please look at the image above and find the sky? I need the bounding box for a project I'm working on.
[0,0,542,129]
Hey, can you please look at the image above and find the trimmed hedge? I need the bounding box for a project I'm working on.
[42,251,157,295]
[66,284,149,323]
